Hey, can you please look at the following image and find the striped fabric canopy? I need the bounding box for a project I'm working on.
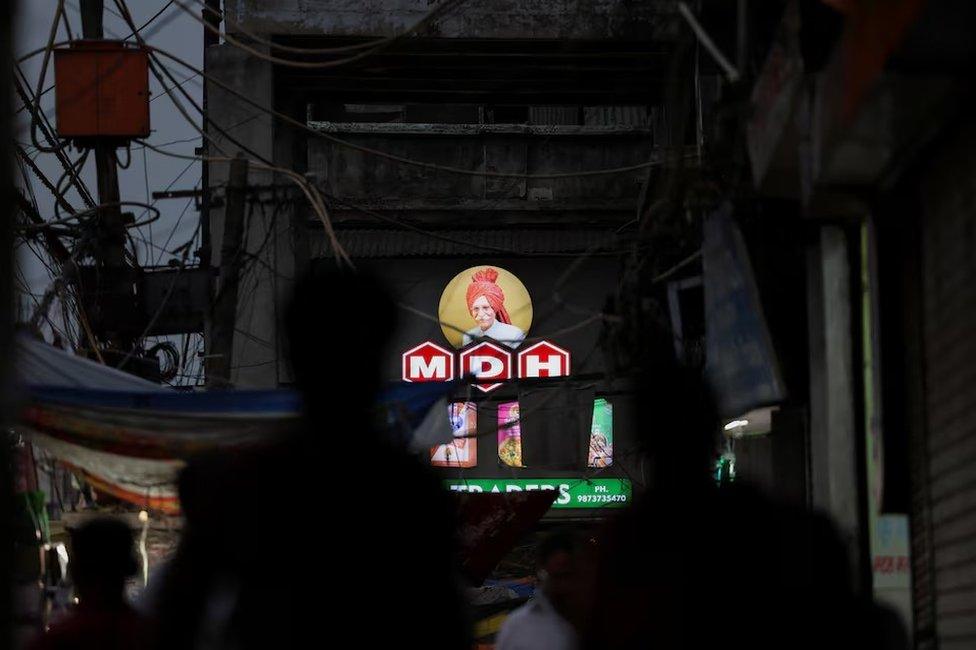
[16,336,453,514]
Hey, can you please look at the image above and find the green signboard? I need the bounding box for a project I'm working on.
[444,478,631,509]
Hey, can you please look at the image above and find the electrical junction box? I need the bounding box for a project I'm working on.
[54,40,150,142]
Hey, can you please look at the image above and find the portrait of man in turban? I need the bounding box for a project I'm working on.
[461,267,526,349]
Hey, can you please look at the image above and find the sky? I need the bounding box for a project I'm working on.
[13,0,210,382]
[15,0,204,305]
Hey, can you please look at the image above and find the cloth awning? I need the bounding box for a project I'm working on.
[15,335,454,514]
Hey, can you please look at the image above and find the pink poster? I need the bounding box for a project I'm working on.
[497,401,524,467]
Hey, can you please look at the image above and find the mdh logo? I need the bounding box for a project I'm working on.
[402,339,570,392]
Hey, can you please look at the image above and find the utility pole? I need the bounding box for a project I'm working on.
[206,154,248,387]
[80,0,131,356]
[200,0,221,269]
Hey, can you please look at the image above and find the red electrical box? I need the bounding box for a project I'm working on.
[53,40,150,142]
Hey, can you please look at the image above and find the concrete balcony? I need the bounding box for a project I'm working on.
[306,119,662,225]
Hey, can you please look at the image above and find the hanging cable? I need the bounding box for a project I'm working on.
[59,2,75,41]
[17,41,73,64]
[17,156,44,218]
[118,3,680,181]
[13,71,97,208]
[181,0,465,56]
[28,1,68,154]
[13,2,178,117]
[123,0,176,41]
[146,341,180,381]
[17,14,683,181]
[15,145,80,217]
[115,1,352,264]
[170,0,469,69]
[155,194,196,265]
[112,0,697,337]
[115,144,133,169]
[148,71,201,105]
[135,139,353,267]
[149,45,681,180]
[116,223,200,371]
[109,3,272,169]
[145,53,271,164]
[17,202,163,232]
[52,150,90,221]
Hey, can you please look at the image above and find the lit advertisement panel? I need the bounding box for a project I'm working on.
[330,256,634,514]
[430,402,477,468]
[497,401,524,467]
[445,478,631,509]
[496,398,613,469]
[588,398,613,468]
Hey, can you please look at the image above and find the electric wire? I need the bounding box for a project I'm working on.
[169,0,468,69]
[148,45,682,180]
[134,139,353,267]
[116,221,201,370]
[28,0,68,154]
[13,70,97,208]
[18,18,684,181]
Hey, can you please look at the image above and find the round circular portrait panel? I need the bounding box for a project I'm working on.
[438,266,532,349]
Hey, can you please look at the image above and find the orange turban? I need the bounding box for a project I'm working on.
[465,268,511,324]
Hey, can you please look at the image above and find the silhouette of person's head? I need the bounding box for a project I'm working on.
[70,517,138,607]
[536,531,584,618]
[635,334,720,492]
[285,267,398,417]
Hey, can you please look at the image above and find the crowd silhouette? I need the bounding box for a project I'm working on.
[27,270,904,650]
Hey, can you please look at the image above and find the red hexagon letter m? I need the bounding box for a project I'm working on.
[402,341,455,382]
